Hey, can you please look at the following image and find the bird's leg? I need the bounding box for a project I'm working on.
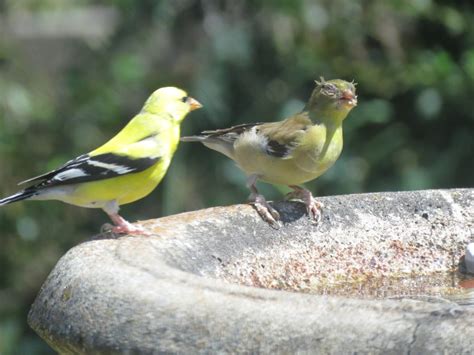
[246,174,280,226]
[102,201,151,236]
[287,185,323,224]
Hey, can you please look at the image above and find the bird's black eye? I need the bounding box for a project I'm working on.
[181,96,188,103]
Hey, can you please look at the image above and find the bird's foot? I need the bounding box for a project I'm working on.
[288,186,323,224]
[105,213,152,236]
[306,199,323,224]
[249,193,281,228]
[111,222,151,236]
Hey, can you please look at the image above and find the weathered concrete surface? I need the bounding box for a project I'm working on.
[28,189,474,354]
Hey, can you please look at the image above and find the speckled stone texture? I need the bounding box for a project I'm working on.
[28,189,474,354]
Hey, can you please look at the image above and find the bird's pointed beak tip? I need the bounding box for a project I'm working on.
[187,97,203,111]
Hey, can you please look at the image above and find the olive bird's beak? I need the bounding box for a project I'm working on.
[341,90,357,107]
[187,97,203,111]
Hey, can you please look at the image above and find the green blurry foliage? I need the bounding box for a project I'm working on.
[0,0,473,352]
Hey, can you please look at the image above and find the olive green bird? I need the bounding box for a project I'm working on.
[181,78,357,225]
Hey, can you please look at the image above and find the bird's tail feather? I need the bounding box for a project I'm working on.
[0,189,38,206]
[181,135,235,159]
[180,135,207,142]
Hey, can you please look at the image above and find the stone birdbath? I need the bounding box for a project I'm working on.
[28,189,474,353]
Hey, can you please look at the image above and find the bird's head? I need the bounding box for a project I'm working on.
[143,87,202,122]
[305,78,357,122]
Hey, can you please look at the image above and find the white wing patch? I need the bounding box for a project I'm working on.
[54,168,88,181]
[86,160,134,175]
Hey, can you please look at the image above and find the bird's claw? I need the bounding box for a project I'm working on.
[249,193,281,228]
[307,198,323,225]
[288,186,323,224]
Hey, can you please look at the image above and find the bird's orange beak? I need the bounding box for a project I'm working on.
[187,97,203,111]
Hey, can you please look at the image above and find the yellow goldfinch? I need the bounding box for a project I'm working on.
[181,78,356,225]
[0,87,202,234]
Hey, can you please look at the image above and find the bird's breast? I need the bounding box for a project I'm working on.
[294,124,343,176]
[234,124,344,186]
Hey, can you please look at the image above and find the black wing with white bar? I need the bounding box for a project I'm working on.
[20,153,160,188]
